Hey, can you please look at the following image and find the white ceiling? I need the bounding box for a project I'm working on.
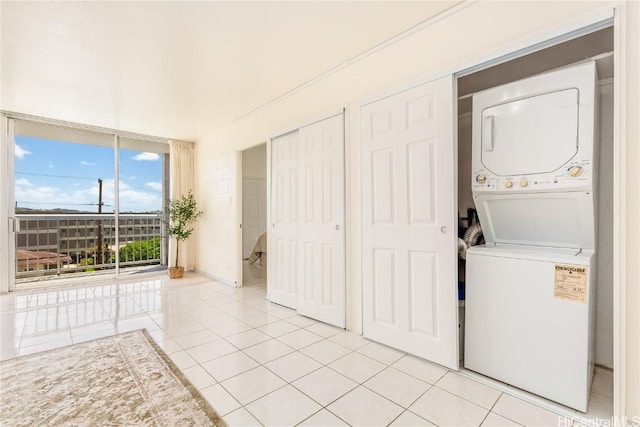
[1,1,459,141]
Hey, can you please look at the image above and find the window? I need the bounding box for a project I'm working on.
[11,118,170,286]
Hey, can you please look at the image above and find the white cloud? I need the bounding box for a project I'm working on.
[132,152,160,161]
[145,182,162,191]
[113,180,162,212]
[80,160,96,166]
[16,185,68,208]
[15,145,32,159]
[48,161,54,169]
[15,178,162,213]
[15,178,33,187]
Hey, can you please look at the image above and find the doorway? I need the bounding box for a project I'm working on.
[241,143,267,287]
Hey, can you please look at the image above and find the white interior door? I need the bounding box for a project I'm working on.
[297,114,345,328]
[269,131,300,309]
[242,178,266,259]
[361,76,458,369]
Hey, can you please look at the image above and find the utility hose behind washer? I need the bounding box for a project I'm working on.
[460,222,483,259]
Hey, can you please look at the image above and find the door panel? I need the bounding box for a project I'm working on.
[407,139,436,223]
[408,250,437,336]
[297,114,345,327]
[372,149,395,224]
[373,248,396,326]
[361,76,458,369]
[269,131,300,309]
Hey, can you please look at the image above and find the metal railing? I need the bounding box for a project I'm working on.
[15,213,166,283]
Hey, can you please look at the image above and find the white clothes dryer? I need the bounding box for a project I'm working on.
[470,61,599,249]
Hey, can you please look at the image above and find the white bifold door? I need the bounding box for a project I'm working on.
[269,113,346,328]
[361,76,458,369]
[270,130,300,310]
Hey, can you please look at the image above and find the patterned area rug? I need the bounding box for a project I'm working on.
[0,329,226,427]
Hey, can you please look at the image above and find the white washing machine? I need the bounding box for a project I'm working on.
[464,61,598,412]
[465,245,596,411]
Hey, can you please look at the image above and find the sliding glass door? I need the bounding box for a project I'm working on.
[116,142,168,276]
[7,117,169,290]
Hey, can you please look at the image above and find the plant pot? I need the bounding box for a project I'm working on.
[168,266,184,279]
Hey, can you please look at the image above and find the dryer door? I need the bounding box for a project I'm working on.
[480,88,579,176]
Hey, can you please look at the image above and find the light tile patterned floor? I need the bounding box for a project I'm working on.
[0,272,613,426]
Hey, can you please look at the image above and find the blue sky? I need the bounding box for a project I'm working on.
[14,136,163,213]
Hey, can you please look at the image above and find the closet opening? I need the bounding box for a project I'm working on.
[455,26,614,419]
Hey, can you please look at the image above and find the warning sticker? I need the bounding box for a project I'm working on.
[554,264,588,303]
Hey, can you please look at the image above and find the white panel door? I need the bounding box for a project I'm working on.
[242,178,266,259]
[297,114,345,328]
[269,131,300,309]
[361,76,458,369]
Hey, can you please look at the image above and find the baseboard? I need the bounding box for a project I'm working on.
[193,269,238,287]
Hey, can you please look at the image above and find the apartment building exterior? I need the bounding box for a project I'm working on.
[15,209,164,277]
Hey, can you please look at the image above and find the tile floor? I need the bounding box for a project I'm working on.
[0,271,613,427]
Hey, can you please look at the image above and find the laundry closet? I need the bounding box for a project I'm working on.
[356,24,614,414]
[456,27,614,412]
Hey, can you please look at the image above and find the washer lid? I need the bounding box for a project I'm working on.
[480,88,579,176]
[467,244,593,264]
[473,191,596,250]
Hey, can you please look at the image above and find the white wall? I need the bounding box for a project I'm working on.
[194,132,240,285]
[242,143,266,179]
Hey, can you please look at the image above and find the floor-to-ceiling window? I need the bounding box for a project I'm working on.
[8,117,169,289]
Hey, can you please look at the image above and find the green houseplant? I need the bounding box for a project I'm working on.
[164,191,203,279]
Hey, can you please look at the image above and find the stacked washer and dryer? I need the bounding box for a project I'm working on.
[464,61,598,412]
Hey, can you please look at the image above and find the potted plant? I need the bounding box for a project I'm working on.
[164,190,203,279]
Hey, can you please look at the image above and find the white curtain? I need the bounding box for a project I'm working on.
[169,140,196,270]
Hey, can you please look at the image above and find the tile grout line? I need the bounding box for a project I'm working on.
[477,391,508,426]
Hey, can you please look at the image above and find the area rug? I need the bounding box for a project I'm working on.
[0,329,226,427]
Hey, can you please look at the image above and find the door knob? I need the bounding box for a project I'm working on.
[440,226,448,234]
[335,225,341,231]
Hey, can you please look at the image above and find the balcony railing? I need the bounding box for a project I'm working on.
[15,213,166,283]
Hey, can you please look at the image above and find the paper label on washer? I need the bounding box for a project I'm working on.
[554,264,588,303]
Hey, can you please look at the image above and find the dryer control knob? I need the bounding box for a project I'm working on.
[476,174,486,183]
[504,181,513,189]
[519,179,528,187]
[568,166,583,177]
